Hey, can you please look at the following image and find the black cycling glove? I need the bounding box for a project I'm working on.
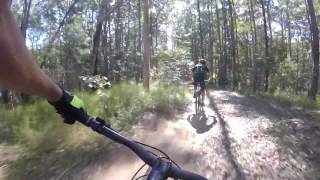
[49,89,88,125]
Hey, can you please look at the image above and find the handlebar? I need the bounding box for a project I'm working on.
[77,116,207,180]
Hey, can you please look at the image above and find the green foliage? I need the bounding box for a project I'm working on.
[152,48,192,82]
[260,91,320,110]
[272,58,298,91]
[150,83,189,113]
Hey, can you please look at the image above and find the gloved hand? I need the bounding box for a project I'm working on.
[49,89,88,124]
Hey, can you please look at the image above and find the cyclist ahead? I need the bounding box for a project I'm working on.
[192,59,210,105]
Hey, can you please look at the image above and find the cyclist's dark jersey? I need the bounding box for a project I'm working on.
[192,63,209,90]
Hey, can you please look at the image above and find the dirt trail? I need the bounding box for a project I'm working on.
[10,89,319,180]
[61,90,320,180]
[204,90,320,180]
[63,92,217,180]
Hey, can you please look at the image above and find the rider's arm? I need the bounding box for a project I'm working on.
[0,1,62,102]
[189,67,195,80]
[207,71,212,80]
[205,66,211,80]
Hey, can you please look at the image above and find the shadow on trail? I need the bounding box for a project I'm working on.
[207,93,245,180]
[187,111,216,134]
[213,91,320,179]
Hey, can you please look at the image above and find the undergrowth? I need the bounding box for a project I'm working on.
[0,82,190,180]
[258,91,320,110]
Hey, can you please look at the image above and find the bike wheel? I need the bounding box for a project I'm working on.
[195,96,198,116]
[197,97,201,115]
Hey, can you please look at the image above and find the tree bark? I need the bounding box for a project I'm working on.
[20,0,32,42]
[92,0,109,75]
[214,0,222,84]
[227,0,237,88]
[197,0,204,58]
[218,0,228,87]
[136,0,143,82]
[19,0,33,103]
[266,0,273,49]
[286,0,292,58]
[306,0,319,100]
[208,0,214,83]
[125,0,131,53]
[260,0,269,92]
[249,0,258,92]
[143,0,151,90]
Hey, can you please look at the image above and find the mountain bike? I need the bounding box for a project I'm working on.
[75,115,208,180]
[194,82,204,116]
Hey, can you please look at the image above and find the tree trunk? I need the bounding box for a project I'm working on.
[280,11,286,60]
[20,0,32,103]
[115,0,122,56]
[20,0,32,42]
[125,0,131,78]
[286,0,292,58]
[92,0,109,75]
[249,0,258,92]
[143,0,151,90]
[267,0,273,49]
[108,7,113,78]
[125,0,131,53]
[218,0,228,87]
[137,0,143,82]
[92,22,103,75]
[102,20,109,77]
[135,0,142,83]
[208,0,214,83]
[227,0,237,88]
[215,0,222,84]
[260,0,269,92]
[197,0,204,58]
[306,0,319,100]
[155,17,158,52]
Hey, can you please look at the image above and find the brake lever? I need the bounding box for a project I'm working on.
[96,117,111,128]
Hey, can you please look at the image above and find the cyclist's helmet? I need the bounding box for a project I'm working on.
[199,59,207,65]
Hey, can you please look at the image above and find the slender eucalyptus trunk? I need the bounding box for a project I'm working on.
[197,0,204,58]
[306,0,319,100]
[260,0,269,92]
[218,0,228,87]
[92,0,109,75]
[227,0,237,88]
[249,0,258,92]
[20,0,33,103]
[143,0,152,90]
[208,1,214,84]
[286,0,292,58]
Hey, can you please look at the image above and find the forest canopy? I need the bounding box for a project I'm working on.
[2,0,320,102]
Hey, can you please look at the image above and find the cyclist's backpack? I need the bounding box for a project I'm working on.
[193,64,206,79]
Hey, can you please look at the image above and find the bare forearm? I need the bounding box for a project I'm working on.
[0,5,62,102]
